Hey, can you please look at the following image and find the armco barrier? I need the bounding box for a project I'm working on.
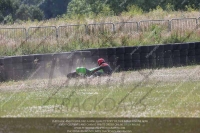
[1,42,200,82]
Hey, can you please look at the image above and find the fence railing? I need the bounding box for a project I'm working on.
[115,21,138,34]
[171,18,198,32]
[0,17,200,42]
[57,24,86,38]
[0,28,26,42]
[87,23,115,35]
[27,26,57,41]
[139,20,170,32]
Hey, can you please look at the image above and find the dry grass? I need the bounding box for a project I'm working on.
[0,65,200,117]
[1,65,200,92]
[0,10,200,55]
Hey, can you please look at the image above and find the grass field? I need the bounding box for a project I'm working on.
[0,65,199,117]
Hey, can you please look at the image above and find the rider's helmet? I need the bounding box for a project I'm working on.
[97,58,105,66]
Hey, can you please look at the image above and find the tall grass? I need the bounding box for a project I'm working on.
[0,8,200,56]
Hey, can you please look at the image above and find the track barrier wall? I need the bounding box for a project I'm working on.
[0,51,93,81]
[77,42,200,72]
[0,42,200,82]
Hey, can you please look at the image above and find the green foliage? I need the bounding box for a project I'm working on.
[15,4,44,21]
[67,0,93,15]
[0,0,14,16]
[149,25,163,44]
[30,6,44,21]
[67,0,199,17]
[3,14,13,24]
[0,12,4,22]
[165,3,174,12]
[67,0,113,17]
[1,0,200,21]
[149,5,164,13]
[133,0,161,11]
[39,0,70,19]
[15,4,32,21]
[121,5,143,16]
[163,31,190,44]
[105,0,134,15]
[21,0,44,5]
[128,5,143,15]
[97,4,114,17]
[0,0,44,23]
[185,4,197,12]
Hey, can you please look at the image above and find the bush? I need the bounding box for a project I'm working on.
[165,3,174,12]
[15,4,44,21]
[39,0,70,19]
[3,14,14,24]
[185,4,197,12]
[67,0,113,17]
[15,4,32,21]
[30,6,44,21]
[121,5,143,16]
[0,12,4,23]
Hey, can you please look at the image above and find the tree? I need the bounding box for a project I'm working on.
[39,0,70,19]
[0,12,4,22]
[21,0,44,6]
[3,14,13,24]
[67,0,112,15]
[0,0,44,22]
[105,0,135,14]
[15,4,31,21]
[0,0,14,16]
[29,6,44,20]
[105,0,200,13]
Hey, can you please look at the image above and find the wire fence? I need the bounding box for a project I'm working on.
[57,24,86,38]
[171,18,197,32]
[0,28,26,48]
[115,21,138,34]
[0,17,200,55]
[87,23,115,36]
[0,17,199,42]
[139,20,170,32]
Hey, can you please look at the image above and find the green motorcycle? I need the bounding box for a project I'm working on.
[67,67,103,78]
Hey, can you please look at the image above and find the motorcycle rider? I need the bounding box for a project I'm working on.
[68,58,113,78]
[90,58,113,77]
